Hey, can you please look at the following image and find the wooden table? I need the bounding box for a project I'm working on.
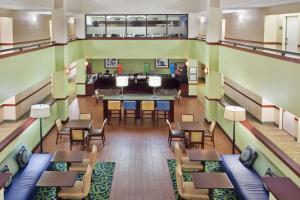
[51,151,85,169]
[103,94,175,122]
[37,171,77,187]
[177,122,207,149]
[187,149,221,171]
[191,172,234,200]
[262,177,300,200]
[65,120,92,130]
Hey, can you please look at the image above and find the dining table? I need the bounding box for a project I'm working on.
[36,171,77,187]
[51,151,85,169]
[187,149,221,171]
[65,120,93,130]
[177,121,207,149]
[191,172,234,200]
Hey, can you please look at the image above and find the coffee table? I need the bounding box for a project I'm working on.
[51,151,85,169]
[187,149,221,171]
[65,120,92,130]
[191,172,234,200]
[37,171,77,187]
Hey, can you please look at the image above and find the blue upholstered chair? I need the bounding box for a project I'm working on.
[155,101,170,124]
[123,101,137,123]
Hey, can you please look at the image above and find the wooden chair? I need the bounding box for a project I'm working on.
[166,119,186,147]
[58,164,93,199]
[141,101,155,124]
[107,101,121,125]
[55,119,70,144]
[79,113,92,120]
[69,144,97,172]
[204,121,216,147]
[70,129,86,150]
[174,142,203,171]
[155,101,170,124]
[176,89,182,103]
[176,164,209,200]
[181,114,203,148]
[123,101,137,124]
[86,119,107,147]
[94,89,103,105]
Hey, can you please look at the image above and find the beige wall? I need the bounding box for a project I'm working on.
[11,11,51,43]
[266,3,300,15]
[68,20,76,37]
[223,8,266,42]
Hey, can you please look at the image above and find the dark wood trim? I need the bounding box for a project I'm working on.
[76,83,86,85]
[204,96,219,101]
[54,43,68,46]
[0,173,12,189]
[224,37,282,45]
[2,82,52,107]
[55,96,69,101]
[0,98,56,152]
[241,120,300,177]
[224,82,279,109]
[0,38,51,45]
[0,45,54,60]
[221,44,300,64]
[86,38,188,41]
[206,42,220,45]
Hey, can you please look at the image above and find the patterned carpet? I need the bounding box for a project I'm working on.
[167,159,237,200]
[32,162,115,200]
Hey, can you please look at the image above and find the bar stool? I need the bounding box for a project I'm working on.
[123,101,137,124]
[141,101,155,124]
[108,101,121,125]
[155,101,170,124]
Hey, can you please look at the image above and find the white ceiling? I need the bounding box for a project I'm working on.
[0,0,299,14]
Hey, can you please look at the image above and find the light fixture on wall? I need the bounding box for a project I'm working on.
[224,106,246,154]
[200,17,206,24]
[68,17,75,24]
[204,67,209,75]
[238,14,243,23]
[185,61,189,66]
[64,68,69,75]
[85,61,89,66]
[32,14,37,22]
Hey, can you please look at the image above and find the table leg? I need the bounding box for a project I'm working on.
[103,100,108,120]
[169,100,174,122]
[136,100,141,119]
[208,188,213,200]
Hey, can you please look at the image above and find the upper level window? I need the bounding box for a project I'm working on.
[167,15,188,38]
[106,15,126,38]
[86,15,106,38]
[85,14,188,38]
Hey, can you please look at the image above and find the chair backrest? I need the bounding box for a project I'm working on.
[95,89,100,96]
[55,119,63,131]
[79,113,92,120]
[89,144,97,169]
[166,119,172,131]
[71,129,84,141]
[101,118,108,130]
[174,142,182,164]
[175,164,184,195]
[210,121,216,134]
[123,101,137,110]
[181,114,194,122]
[108,101,121,110]
[178,90,181,97]
[156,101,170,111]
[83,164,93,196]
[141,101,155,111]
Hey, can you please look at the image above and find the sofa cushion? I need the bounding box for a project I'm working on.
[221,154,268,200]
[5,153,52,200]
[239,145,257,168]
[0,165,12,188]
[16,146,30,169]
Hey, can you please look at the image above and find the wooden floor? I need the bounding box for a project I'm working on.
[42,96,234,200]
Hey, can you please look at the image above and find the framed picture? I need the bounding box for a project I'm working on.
[105,58,118,68]
[156,59,169,68]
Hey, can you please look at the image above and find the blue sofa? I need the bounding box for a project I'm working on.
[221,154,269,200]
[0,144,52,200]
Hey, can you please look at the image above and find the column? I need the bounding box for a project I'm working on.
[204,0,223,122]
[75,14,86,39]
[76,59,87,95]
[52,0,69,121]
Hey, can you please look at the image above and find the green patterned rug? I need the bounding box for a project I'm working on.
[33,162,115,200]
[167,159,237,200]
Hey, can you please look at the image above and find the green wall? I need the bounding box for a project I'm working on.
[219,46,300,117]
[88,58,185,74]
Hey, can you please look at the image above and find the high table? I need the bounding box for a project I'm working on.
[103,94,175,122]
[191,172,234,200]
[187,149,221,171]
[177,122,207,149]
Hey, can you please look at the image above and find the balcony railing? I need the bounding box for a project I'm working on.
[0,41,54,55]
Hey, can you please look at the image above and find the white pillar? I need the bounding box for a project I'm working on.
[206,0,222,43]
[75,14,86,39]
[188,13,199,38]
[52,0,68,43]
[278,108,283,130]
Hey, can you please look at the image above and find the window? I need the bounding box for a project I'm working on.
[85,14,188,38]
[106,15,126,38]
[86,15,106,38]
[147,15,167,38]
[127,15,146,38]
[167,15,188,38]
